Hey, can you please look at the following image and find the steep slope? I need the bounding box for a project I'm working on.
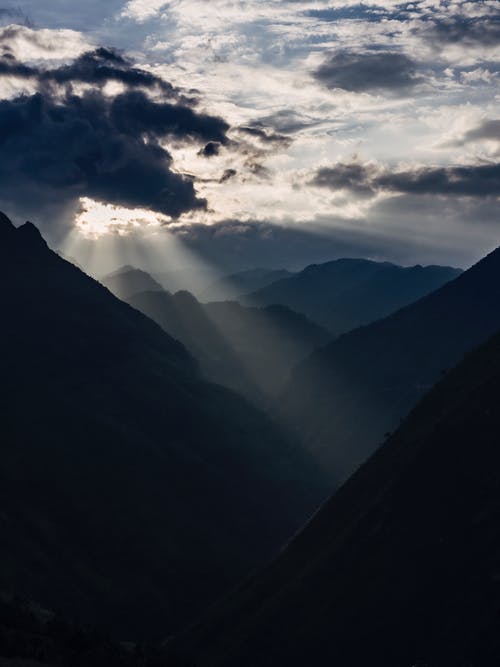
[101,266,164,300]
[244,258,461,334]
[124,288,329,403]
[204,300,329,397]
[0,214,329,642]
[201,268,294,302]
[282,246,500,482]
[185,325,500,667]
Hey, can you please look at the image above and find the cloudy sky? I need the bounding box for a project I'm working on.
[0,1,499,273]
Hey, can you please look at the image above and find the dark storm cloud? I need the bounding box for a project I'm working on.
[0,35,233,222]
[0,90,211,217]
[110,91,228,143]
[0,42,177,96]
[314,51,423,94]
[46,47,177,94]
[312,161,500,198]
[0,51,34,76]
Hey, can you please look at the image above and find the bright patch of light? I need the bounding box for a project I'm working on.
[75,198,170,239]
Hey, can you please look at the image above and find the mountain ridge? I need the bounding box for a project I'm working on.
[101,266,165,300]
[244,256,462,334]
[281,243,500,483]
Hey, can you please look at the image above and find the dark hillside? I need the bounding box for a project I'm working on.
[185,324,500,667]
[0,213,328,642]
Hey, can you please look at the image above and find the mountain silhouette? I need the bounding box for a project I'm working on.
[105,275,329,403]
[244,257,461,335]
[0,213,328,642]
[281,245,500,483]
[101,266,165,300]
[184,324,500,667]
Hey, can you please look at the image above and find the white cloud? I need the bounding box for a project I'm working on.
[75,197,168,239]
[121,0,170,21]
[0,24,91,62]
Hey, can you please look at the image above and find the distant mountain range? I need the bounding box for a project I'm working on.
[183,319,500,667]
[154,267,217,299]
[101,264,164,300]
[103,266,292,302]
[200,268,295,302]
[103,267,329,403]
[0,213,328,641]
[243,258,461,334]
[281,245,500,483]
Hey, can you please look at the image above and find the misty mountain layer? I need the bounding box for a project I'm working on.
[103,267,329,403]
[282,247,500,483]
[200,268,295,302]
[101,265,165,300]
[244,257,461,335]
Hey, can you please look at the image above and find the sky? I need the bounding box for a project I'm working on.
[0,1,499,274]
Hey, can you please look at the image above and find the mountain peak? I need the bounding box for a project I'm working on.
[0,211,15,236]
[17,221,47,247]
[106,264,138,278]
[174,289,199,305]
[101,265,164,301]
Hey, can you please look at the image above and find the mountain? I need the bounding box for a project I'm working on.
[201,268,295,302]
[101,265,164,300]
[280,246,500,483]
[104,266,292,304]
[120,284,330,404]
[184,325,500,667]
[243,258,461,334]
[154,267,218,299]
[0,213,329,642]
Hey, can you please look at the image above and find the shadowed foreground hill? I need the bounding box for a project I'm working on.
[184,326,500,667]
[124,288,329,403]
[0,594,189,667]
[244,257,460,334]
[282,245,500,483]
[0,213,328,642]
